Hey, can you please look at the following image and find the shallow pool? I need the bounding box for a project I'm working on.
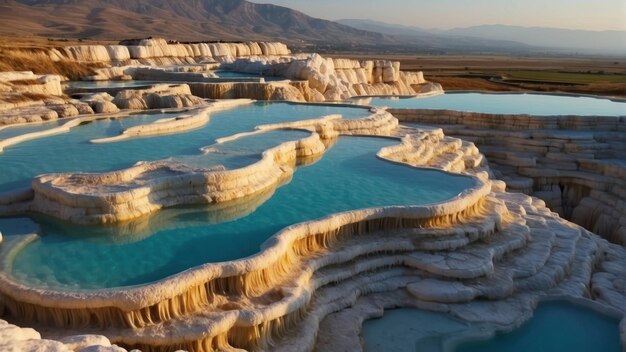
[214,71,284,81]
[456,301,621,352]
[368,93,626,116]
[6,136,475,289]
[177,129,311,169]
[64,80,161,89]
[362,301,621,352]
[0,102,368,192]
[362,308,470,352]
[0,120,65,141]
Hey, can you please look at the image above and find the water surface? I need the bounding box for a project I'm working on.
[362,301,621,352]
[6,137,475,289]
[0,120,65,141]
[368,93,626,116]
[0,103,368,192]
[64,80,161,89]
[456,301,621,352]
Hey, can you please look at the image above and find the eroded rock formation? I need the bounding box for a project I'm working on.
[0,71,92,125]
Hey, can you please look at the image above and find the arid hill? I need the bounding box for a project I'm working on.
[0,0,388,44]
[1,0,536,53]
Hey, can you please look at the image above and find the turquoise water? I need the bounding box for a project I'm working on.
[214,71,283,81]
[368,93,626,116]
[0,120,65,141]
[0,217,39,237]
[64,80,161,89]
[362,302,621,352]
[456,301,621,352]
[0,103,368,192]
[177,130,311,169]
[6,137,475,289]
[363,308,470,352]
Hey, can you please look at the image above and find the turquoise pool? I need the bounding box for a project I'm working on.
[456,301,621,352]
[0,120,65,141]
[64,80,161,89]
[362,301,621,352]
[0,102,368,193]
[363,308,471,352]
[368,93,626,116]
[177,129,311,169]
[214,71,284,81]
[5,136,475,289]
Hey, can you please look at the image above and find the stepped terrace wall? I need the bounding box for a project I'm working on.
[47,39,441,102]
[50,39,291,64]
[1,129,624,351]
[0,118,625,351]
[390,105,626,245]
[0,125,492,351]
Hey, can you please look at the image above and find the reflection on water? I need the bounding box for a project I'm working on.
[19,182,283,245]
[0,102,367,192]
[362,302,621,352]
[8,137,475,289]
[454,301,621,352]
[368,93,626,116]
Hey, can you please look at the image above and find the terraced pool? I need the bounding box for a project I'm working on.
[363,301,621,352]
[64,80,161,89]
[0,102,368,192]
[456,301,621,352]
[367,92,626,116]
[4,136,475,289]
[0,101,475,289]
[214,71,284,81]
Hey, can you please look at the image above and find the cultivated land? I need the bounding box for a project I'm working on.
[328,53,626,97]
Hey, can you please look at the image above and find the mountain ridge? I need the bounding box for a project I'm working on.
[2,0,389,44]
[1,0,553,54]
[337,19,626,55]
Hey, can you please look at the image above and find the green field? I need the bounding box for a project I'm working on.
[499,70,626,84]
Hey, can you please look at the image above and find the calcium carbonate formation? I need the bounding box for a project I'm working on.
[0,40,624,352]
[390,105,626,245]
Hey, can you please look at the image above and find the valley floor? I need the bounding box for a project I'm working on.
[327,53,626,97]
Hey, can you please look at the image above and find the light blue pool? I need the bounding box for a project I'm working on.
[0,102,368,193]
[362,308,471,352]
[456,301,621,352]
[0,120,65,141]
[4,136,475,289]
[64,80,161,89]
[214,71,284,81]
[362,302,621,352]
[176,129,311,169]
[367,93,626,116]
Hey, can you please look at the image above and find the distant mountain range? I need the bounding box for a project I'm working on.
[337,19,626,55]
[1,0,623,55]
[446,25,626,55]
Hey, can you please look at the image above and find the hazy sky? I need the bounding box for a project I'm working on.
[248,0,626,31]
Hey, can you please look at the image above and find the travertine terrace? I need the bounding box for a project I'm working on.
[388,98,626,245]
[0,39,624,352]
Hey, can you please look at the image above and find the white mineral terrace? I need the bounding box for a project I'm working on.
[0,41,625,352]
[388,100,626,246]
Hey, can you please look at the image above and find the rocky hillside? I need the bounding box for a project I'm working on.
[0,0,388,44]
